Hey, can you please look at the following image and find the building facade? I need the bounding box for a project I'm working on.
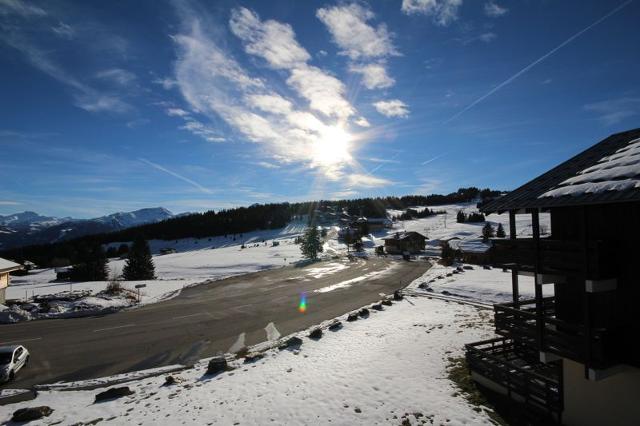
[465,128,640,425]
[383,231,426,254]
[0,257,22,304]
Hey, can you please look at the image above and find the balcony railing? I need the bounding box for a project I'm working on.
[494,298,613,369]
[465,337,563,418]
[491,238,615,277]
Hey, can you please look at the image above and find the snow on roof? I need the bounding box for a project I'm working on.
[540,137,640,198]
[480,128,640,213]
[382,231,426,241]
[0,257,21,273]
[454,239,491,253]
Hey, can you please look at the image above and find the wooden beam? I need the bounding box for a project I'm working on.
[532,209,544,352]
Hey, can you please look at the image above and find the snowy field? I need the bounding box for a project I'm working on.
[407,262,548,305]
[1,293,497,425]
[6,221,308,305]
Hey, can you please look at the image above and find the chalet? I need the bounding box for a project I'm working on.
[465,128,640,425]
[0,257,22,304]
[383,231,426,254]
[450,238,492,264]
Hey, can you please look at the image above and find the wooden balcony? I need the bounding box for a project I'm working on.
[465,337,562,419]
[494,299,615,369]
[491,238,615,278]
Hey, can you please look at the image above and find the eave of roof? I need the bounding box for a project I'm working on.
[481,128,640,214]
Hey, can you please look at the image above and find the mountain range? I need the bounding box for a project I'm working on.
[0,207,174,250]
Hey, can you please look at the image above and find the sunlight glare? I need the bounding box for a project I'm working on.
[313,125,352,167]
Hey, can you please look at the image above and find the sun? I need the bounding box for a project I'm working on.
[313,125,353,167]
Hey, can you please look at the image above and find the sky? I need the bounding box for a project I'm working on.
[1,0,639,218]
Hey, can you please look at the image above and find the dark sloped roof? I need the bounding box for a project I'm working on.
[481,128,640,213]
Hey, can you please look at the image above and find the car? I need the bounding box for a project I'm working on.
[0,345,30,383]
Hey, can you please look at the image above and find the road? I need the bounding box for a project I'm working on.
[1,257,430,389]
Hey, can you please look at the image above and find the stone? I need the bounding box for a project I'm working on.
[12,406,54,422]
[328,321,342,331]
[346,312,359,322]
[393,290,404,301]
[371,303,383,311]
[382,299,393,306]
[308,327,323,339]
[95,387,134,403]
[358,308,369,318]
[279,336,303,350]
[164,375,177,386]
[206,356,228,375]
[244,352,264,363]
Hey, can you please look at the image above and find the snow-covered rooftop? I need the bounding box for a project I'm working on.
[0,257,21,273]
[541,137,640,198]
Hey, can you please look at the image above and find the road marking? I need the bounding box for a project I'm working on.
[172,312,208,320]
[93,324,136,333]
[1,337,42,345]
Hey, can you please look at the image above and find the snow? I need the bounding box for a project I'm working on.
[6,222,308,307]
[0,294,496,425]
[407,261,548,305]
[541,137,640,198]
[0,257,20,272]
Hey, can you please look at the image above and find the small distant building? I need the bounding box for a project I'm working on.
[383,231,427,254]
[159,248,177,255]
[55,266,72,281]
[0,257,22,304]
[451,238,492,264]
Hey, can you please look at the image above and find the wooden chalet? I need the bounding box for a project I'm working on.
[465,128,640,425]
[383,231,426,254]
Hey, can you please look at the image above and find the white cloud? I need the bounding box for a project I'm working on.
[256,161,280,169]
[316,3,397,60]
[373,99,410,118]
[287,66,354,120]
[347,173,392,188]
[96,68,136,86]
[180,119,226,142]
[484,1,508,18]
[401,0,462,26]
[354,117,371,128]
[229,7,310,69]
[51,21,74,39]
[246,93,293,115]
[583,97,640,126]
[166,107,190,117]
[349,63,395,89]
[0,0,46,17]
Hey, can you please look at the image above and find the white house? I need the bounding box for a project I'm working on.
[0,257,22,304]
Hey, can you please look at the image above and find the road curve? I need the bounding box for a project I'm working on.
[0,257,430,389]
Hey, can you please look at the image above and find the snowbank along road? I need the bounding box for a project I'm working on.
[0,257,429,388]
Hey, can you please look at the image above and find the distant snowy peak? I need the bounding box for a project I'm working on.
[99,207,174,228]
[0,207,174,250]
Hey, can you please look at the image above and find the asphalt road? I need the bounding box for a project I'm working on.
[0,257,430,389]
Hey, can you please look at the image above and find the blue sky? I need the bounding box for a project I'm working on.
[1,0,639,218]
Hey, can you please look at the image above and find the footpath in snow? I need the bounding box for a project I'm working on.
[0,267,507,425]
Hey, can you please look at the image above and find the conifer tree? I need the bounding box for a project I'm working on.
[123,237,156,280]
[482,223,495,241]
[456,210,466,223]
[70,242,108,281]
[496,223,506,238]
[300,226,323,260]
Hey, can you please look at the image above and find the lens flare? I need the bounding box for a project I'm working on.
[298,293,307,313]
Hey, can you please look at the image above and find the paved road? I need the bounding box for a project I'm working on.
[1,257,430,389]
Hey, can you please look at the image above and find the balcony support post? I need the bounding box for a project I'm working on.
[582,207,593,377]
[532,209,544,353]
[509,210,519,307]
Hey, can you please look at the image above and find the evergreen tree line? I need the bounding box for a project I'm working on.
[393,207,445,221]
[2,187,501,267]
[456,210,486,223]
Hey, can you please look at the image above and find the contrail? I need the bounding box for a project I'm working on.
[139,158,213,194]
[421,153,446,166]
[444,0,633,124]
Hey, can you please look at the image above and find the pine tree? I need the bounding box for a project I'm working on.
[123,237,156,280]
[70,242,108,281]
[456,210,466,223]
[482,223,495,241]
[300,226,323,260]
[496,223,506,238]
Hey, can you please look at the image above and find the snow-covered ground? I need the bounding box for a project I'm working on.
[4,203,545,319]
[406,261,549,304]
[1,291,497,425]
[6,221,308,306]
